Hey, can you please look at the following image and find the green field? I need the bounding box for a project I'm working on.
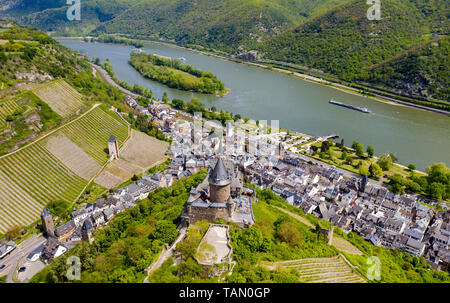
[60,106,129,164]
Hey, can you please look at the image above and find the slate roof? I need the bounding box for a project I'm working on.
[208,158,231,186]
[82,219,93,233]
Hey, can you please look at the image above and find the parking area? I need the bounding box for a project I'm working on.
[16,260,46,282]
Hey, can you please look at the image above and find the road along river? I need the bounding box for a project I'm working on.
[58,39,450,171]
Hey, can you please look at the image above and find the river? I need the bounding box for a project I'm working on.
[58,38,449,171]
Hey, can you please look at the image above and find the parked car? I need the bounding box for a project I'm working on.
[0,264,6,270]
[18,267,26,273]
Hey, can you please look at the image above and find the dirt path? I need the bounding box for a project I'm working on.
[274,206,314,228]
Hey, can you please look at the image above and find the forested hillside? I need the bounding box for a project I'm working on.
[260,0,449,102]
[93,0,352,52]
[2,0,141,36]
[2,0,449,103]
[361,37,449,102]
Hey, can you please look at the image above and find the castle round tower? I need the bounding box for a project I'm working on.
[209,158,231,203]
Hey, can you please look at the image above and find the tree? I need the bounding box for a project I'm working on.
[341,150,348,160]
[321,140,331,153]
[172,98,185,110]
[389,174,406,194]
[408,163,416,171]
[369,163,383,178]
[426,162,449,184]
[340,138,345,148]
[46,200,71,218]
[152,220,178,244]
[276,221,303,247]
[131,174,139,181]
[6,226,22,240]
[366,145,374,158]
[377,154,393,171]
[176,229,202,259]
[239,227,263,252]
[352,141,364,157]
[162,92,169,103]
[429,182,445,200]
[359,165,369,176]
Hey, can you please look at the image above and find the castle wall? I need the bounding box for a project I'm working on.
[210,184,231,203]
[187,205,232,224]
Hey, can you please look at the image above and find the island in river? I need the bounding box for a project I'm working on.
[129,52,228,96]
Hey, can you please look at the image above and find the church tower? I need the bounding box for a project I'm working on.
[108,134,119,160]
[279,142,285,161]
[41,208,55,237]
[81,219,94,244]
[209,158,231,203]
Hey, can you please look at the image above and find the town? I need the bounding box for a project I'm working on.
[1,86,447,283]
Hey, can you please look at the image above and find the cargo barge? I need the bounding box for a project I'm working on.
[329,99,371,113]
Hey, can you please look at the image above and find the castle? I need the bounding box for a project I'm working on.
[181,152,255,228]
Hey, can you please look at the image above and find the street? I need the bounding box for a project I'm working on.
[0,234,46,283]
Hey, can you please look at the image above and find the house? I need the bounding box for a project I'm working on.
[365,233,382,246]
[91,212,105,227]
[71,208,89,226]
[55,220,76,243]
[404,226,425,242]
[27,244,44,262]
[286,194,304,206]
[383,218,406,235]
[42,237,67,261]
[402,238,426,257]
[0,241,16,259]
[103,208,114,222]
[398,196,415,212]
[149,172,167,188]
[341,191,356,206]
[114,204,125,214]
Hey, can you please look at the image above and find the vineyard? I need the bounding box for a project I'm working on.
[59,106,129,164]
[32,79,84,118]
[272,256,366,283]
[94,130,168,189]
[0,143,88,233]
[0,105,129,233]
[0,99,20,130]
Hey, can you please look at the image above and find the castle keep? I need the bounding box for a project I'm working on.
[181,155,255,228]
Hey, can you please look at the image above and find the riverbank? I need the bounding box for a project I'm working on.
[56,36,449,115]
[112,37,450,115]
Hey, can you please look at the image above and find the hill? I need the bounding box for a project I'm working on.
[259,0,449,102]
[0,104,130,234]
[0,24,166,235]
[0,0,142,35]
[3,0,352,51]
